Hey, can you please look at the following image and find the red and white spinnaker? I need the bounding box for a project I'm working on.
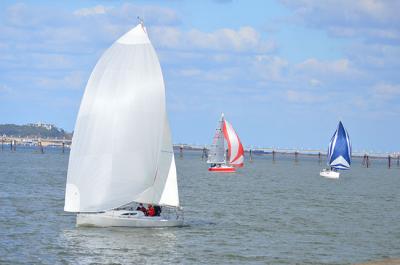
[222,119,244,167]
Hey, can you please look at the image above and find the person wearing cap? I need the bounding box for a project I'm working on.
[136,203,146,214]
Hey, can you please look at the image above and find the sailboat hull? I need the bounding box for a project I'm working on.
[320,169,340,179]
[208,165,235,173]
[76,210,183,228]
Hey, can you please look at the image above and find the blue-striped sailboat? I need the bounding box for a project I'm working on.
[320,121,352,179]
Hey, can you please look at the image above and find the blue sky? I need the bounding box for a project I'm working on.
[0,0,399,152]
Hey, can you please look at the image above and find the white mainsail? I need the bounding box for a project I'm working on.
[64,24,179,212]
[135,115,179,207]
[207,114,226,164]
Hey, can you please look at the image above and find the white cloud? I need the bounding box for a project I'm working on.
[177,68,202,77]
[281,0,400,26]
[372,83,400,101]
[74,5,108,16]
[35,72,85,90]
[73,3,181,24]
[253,55,288,81]
[151,26,275,53]
[309,78,321,87]
[150,26,182,48]
[186,27,271,52]
[280,0,400,44]
[329,27,400,41]
[285,89,327,104]
[345,42,400,69]
[212,53,231,63]
[173,67,239,82]
[0,84,12,94]
[295,58,361,78]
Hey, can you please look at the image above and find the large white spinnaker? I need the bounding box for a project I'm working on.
[65,24,178,212]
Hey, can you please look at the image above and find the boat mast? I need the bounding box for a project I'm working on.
[220,113,226,161]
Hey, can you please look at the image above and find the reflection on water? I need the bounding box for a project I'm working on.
[61,227,181,264]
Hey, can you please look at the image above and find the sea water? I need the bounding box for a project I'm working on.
[0,147,399,264]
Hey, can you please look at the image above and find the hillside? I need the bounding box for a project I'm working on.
[0,123,72,139]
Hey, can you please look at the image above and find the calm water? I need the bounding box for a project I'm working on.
[0,147,399,264]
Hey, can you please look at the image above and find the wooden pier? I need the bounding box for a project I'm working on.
[174,144,399,169]
[0,136,71,153]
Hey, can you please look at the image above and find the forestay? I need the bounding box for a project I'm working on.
[327,121,352,170]
[64,24,179,212]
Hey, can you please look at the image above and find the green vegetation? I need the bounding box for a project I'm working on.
[0,124,72,139]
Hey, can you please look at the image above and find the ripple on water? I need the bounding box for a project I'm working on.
[0,149,399,264]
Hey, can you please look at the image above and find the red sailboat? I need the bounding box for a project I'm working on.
[207,113,244,172]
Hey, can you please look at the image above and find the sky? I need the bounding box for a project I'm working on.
[0,0,399,152]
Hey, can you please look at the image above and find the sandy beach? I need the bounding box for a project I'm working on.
[355,259,400,265]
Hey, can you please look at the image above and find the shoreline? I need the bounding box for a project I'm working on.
[354,259,400,265]
[1,137,399,160]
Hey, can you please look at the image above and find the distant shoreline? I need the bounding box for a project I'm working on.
[1,137,399,159]
[173,144,399,159]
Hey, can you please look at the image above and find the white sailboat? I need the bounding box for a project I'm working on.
[320,121,352,179]
[207,113,244,172]
[64,22,183,227]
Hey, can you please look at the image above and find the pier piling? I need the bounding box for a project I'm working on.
[10,140,16,151]
[62,142,65,154]
[179,145,183,158]
[362,154,370,168]
[249,149,253,162]
[388,155,391,169]
[201,147,207,160]
[318,152,321,164]
[294,151,298,163]
[39,141,44,154]
[272,150,276,163]
[397,155,399,167]
[1,138,3,151]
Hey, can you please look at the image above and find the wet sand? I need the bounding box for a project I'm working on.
[354,259,400,265]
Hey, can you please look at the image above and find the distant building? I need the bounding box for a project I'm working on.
[28,122,56,131]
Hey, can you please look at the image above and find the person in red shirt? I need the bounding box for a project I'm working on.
[147,204,155,217]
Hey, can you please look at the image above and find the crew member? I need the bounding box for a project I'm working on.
[147,204,155,217]
[136,203,146,214]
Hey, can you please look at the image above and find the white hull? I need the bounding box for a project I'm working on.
[77,210,183,228]
[320,169,340,179]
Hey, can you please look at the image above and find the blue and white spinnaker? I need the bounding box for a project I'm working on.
[327,121,352,170]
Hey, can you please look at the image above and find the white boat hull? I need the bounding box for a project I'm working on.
[208,164,235,172]
[320,169,340,179]
[77,210,183,228]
